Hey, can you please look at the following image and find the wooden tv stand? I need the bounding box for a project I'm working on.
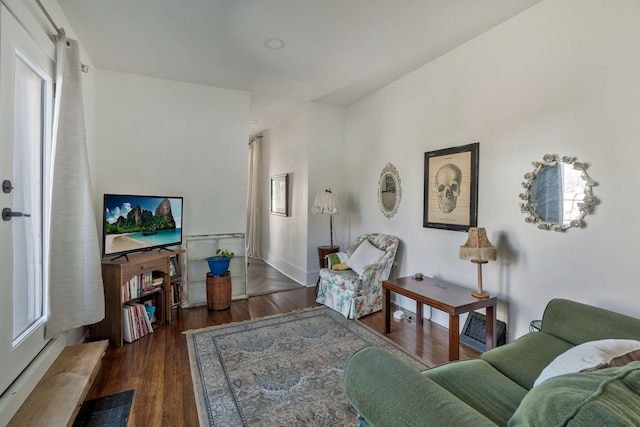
[89,249,184,346]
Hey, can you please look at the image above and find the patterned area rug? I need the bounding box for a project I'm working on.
[185,306,429,426]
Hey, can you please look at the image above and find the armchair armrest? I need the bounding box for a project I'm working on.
[358,263,384,292]
[344,347,496,427]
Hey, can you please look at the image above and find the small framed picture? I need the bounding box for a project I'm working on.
[270,173,289,216]
[424,142,479,231]
[169,256,180,278]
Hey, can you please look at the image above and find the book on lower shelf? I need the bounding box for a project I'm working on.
[122,302,155,343]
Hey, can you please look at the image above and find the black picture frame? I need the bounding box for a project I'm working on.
[270,173,289,216]
[424,142,479,231]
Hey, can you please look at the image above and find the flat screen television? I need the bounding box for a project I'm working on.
[102,194,183,259]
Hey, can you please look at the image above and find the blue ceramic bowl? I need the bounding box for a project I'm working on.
[205,256,231,276]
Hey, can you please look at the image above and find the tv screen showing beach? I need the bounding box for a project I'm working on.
[103,195,183,257]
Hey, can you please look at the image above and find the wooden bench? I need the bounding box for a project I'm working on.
[8,340,109,427]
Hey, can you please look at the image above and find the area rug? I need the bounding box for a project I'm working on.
[185,306,429,426]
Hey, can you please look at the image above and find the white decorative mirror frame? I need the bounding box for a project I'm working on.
[378,163,402,219]
[519,154,597,232]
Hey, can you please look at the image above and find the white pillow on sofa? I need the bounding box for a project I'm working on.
[347,239,385,276]
[534,339,640,387]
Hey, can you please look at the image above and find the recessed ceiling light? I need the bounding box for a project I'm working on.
[249,119,258,124]
[264,38,286,50]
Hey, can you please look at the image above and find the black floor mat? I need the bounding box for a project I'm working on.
[72,389,134,427]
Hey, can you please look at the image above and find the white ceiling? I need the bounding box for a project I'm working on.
[58,0,541,139]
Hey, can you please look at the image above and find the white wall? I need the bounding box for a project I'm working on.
[262,106,309,283]
[344,0,640,338]
[307,104,347,277]
[262,103,346,285]
[95,70,250,236]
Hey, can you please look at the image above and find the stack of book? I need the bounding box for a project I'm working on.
[122,272,163,301]
[122,302,155,343]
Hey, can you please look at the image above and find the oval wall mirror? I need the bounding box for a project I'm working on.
[378,163,402,219]
[519,154,596,231]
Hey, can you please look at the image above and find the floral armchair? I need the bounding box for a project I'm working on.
[316,233,399,319]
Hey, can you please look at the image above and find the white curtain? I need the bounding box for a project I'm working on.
[46,33,104,338]
[246,136,262,259]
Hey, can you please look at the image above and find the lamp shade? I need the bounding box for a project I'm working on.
[460,227,497,262]
[311,190,340,215]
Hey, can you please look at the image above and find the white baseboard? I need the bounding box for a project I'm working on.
[262,254,308,286]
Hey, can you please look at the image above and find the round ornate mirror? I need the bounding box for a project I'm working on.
[378,163,402,219]
[519,154,596,231]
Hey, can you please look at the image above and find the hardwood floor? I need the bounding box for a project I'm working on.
[86,287,480,426]
[246,258,303,296]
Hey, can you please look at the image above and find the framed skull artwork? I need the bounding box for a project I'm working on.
[424,142,479,231]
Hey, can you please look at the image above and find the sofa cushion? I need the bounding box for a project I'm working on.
[345,347,496,427]
[347,239,385,275]
[534,339,640,387]
[423,359,528,426]
[482,331,573,390]
[318,268,360,292]
[509,361,640,426]
[541,299,640,345]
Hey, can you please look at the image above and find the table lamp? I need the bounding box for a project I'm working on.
[311,189,340,248]
[459,227,497,299]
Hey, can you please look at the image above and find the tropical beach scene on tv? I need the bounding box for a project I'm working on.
[103,195,183,256]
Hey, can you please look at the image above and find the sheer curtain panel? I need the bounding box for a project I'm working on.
[246,137,262,259]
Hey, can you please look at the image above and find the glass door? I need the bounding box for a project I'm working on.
[0,4,54,395]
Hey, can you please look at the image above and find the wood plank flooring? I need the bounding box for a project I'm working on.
[85,287,480,426]
[246,258,304,296]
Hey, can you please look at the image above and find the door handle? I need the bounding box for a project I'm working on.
[2,208,30,221]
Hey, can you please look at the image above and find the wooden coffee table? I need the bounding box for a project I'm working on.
[383,275,498,361]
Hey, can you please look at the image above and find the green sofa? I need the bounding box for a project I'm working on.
[344,299,640,426]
